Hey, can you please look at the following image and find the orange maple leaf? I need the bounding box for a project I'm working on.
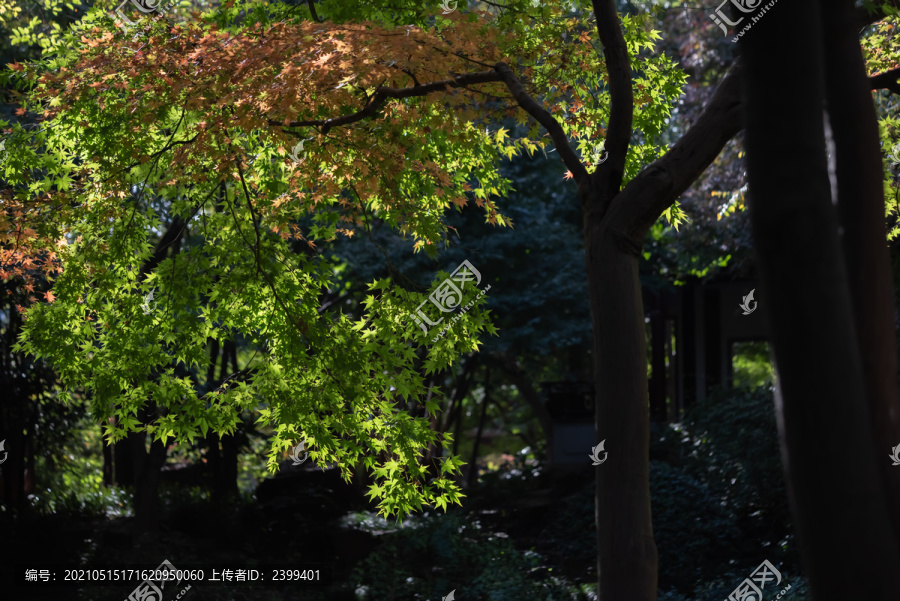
[44,290,56,303]
[563,170,574,180]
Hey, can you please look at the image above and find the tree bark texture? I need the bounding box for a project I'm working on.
[821,0,900,550]
[739,0,900,597]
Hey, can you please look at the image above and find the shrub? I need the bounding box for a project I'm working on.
[351,510,576,601]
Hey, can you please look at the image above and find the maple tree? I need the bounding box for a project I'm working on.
[0,0,692,595]
[5,0,900,598]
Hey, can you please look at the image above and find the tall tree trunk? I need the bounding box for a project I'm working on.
[467,367,490,490]
[587,219,657,601]
[113,423,134,487]
[130,215,186,543]
[740,0,900,597]
[648,293,667,422]
[131,427,168,544]
[821,0,900,550]
[451,383,464,458]
[102,418,114,487]
[24,434,34,496]
[219,340,240,497]
[0,431,27,512]
[496,10,743,593]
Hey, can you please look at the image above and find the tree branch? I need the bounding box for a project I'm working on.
[870,66,900,95]
[268,63,586,183]
[267,69,504,133]
[612,58,744,254]
[492,62,587,183]
[306,0,323,23]
[591,0,634,204]
[235,158,263,276]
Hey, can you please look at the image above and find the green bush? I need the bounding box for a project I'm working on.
[649,385,804,597]
[650,460,742,593]
[681,386,793,554]
[351,511,576,601]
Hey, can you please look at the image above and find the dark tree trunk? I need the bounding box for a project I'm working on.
[587,219,657,600]
[451,383,464,458]
[217,340,239,499]
[113,421,134,487]
[220,434,239,494]
[467,368,490,489]
[127,215,186,543]
[821,0,900,550]
[648,293,667,421]
[582,2,744,596]
[739,0,900,597]
[102,420,114,486]
[207,430,222,491]
[24,434,34,496]
[425,359,475,466]
[0,432,27,512]
[131,427,168,544]
[209,432,239,502]
[492,13,741,591]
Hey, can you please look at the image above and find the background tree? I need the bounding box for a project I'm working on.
[739,0,900,597]
[4,0,900,598]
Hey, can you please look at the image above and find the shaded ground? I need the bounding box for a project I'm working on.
[0,459,596,601]
[0,390,814,600]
